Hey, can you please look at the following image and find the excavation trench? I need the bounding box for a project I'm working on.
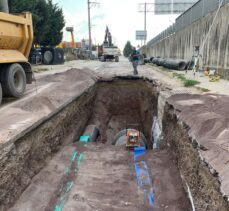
[1,77,227,210]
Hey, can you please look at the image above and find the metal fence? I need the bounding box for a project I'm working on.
[147,0,229,46]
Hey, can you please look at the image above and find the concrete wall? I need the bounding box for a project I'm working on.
[146,4,229,78]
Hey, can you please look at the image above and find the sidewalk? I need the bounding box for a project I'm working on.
[146,64,229,96]
[176,70,229,95]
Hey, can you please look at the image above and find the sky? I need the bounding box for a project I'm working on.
[53,0,179,49]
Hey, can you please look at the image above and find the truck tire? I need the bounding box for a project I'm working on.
[43,50,53,64]
[100,56,105,62]
[0,83,2,105]
[1,63,26,98]
[115,56,119,62]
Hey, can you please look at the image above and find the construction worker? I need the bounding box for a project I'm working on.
[130,47,140,75]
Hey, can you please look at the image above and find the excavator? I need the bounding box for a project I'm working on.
[98,26,120,62]
[66,27,76,48]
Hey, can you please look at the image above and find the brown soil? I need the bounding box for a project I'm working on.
[163,94,229,211]
[88,79,158,148]
[7,78,191,211]
[10,142,191,211]
[0,82,96,211]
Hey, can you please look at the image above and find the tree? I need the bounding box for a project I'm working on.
[123,41,133,57]
[92,45,97,51]
[9,0,65,46]
[40,0,65,46]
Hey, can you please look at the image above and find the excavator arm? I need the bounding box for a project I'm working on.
[104,26,113,47]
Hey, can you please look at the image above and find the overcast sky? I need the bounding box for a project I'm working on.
[53,0,179,49]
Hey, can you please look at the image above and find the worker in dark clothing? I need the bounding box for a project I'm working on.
[130,47,139,75]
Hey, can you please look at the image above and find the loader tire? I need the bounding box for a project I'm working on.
[100,56,105,62]
[43,50,53,64]
[0,83,2,105]
[1,63,26,98]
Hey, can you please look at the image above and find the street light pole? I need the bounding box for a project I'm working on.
[88,0,92,51]
[144,3,146,45]
[138,2,154,46]
[87,0,100,53]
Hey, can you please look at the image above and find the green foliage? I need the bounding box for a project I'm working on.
[173,73,200,87]
[123,41,132,57]
[9,0,65,46]
[92,45,97,51]
[196,87,210,92]
[184,79,200,87]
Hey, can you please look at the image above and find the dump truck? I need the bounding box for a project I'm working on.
[0,2,33,104]
[98,26,120,62]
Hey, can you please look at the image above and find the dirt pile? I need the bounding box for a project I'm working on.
[163,94,229,210]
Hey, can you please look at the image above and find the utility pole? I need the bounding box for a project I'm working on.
[87,0,92,51]
[171,0,174,14]
[144,3,146,42]
[138,2,154,45]
[87,0,99,52]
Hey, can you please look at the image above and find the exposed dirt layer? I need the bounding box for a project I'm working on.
[10,142,191,211]
[0,84,96,211]
[164,93,229,210]
[2,63,229,211]
[8,145,77,211]
[7,78,191,211]
[88,79,158,148]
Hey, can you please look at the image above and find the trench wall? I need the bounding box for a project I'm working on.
[145,3,229,78]
[2,76,228,211]
[89,79,158,148]
[0,87,96,211]
[0,78,158,210]
[162,103,229,211]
